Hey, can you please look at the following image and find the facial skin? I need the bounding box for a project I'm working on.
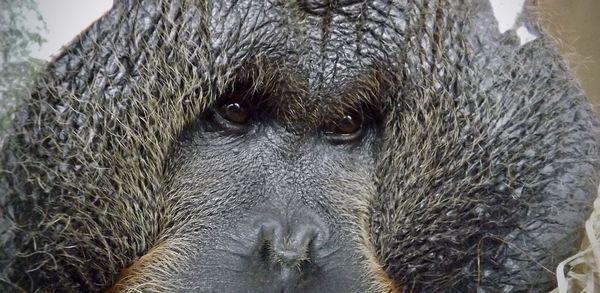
[152,89,380,292]
[0,0,598,292]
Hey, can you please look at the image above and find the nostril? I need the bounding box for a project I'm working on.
[256,220,325,269]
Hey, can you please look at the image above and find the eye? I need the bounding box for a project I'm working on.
[217,102,251,124]
[323,111,364,143]
[209,100,254,132]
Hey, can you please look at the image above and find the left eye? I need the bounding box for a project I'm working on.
[323,111,364,142]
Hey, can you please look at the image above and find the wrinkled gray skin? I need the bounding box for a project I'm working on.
[0,0,598,292]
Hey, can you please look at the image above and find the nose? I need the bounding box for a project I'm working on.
[257,218,329,269]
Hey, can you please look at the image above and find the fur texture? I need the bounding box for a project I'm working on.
[0,0,598,292]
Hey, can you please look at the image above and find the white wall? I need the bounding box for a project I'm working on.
[31,0,112,60]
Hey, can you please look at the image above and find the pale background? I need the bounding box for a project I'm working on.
[539,0,600,106]
[31,0,113,60]
[30,0,600,105]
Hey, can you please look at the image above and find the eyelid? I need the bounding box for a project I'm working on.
[323,129,365,144]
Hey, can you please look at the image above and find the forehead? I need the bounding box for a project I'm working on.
[206,1,407,101]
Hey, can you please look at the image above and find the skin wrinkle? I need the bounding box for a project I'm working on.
[282,0,406,106]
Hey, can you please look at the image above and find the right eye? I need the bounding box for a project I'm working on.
[209,99,254,132]
[217,102,251,125]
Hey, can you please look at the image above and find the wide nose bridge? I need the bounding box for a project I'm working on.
[261,139,319,193]
[265,121,317,151]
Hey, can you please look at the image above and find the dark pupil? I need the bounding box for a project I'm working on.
[335,114,360,134]
[221,102,249,124]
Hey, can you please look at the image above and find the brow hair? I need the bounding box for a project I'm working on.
[217,58,395,128]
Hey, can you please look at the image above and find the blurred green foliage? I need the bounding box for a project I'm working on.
[0,0,46,133]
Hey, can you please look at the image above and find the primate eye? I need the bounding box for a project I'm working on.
[332,114,362,134]
[323,111,364,143]
[217,102,250,124]
[209,100,254,132]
